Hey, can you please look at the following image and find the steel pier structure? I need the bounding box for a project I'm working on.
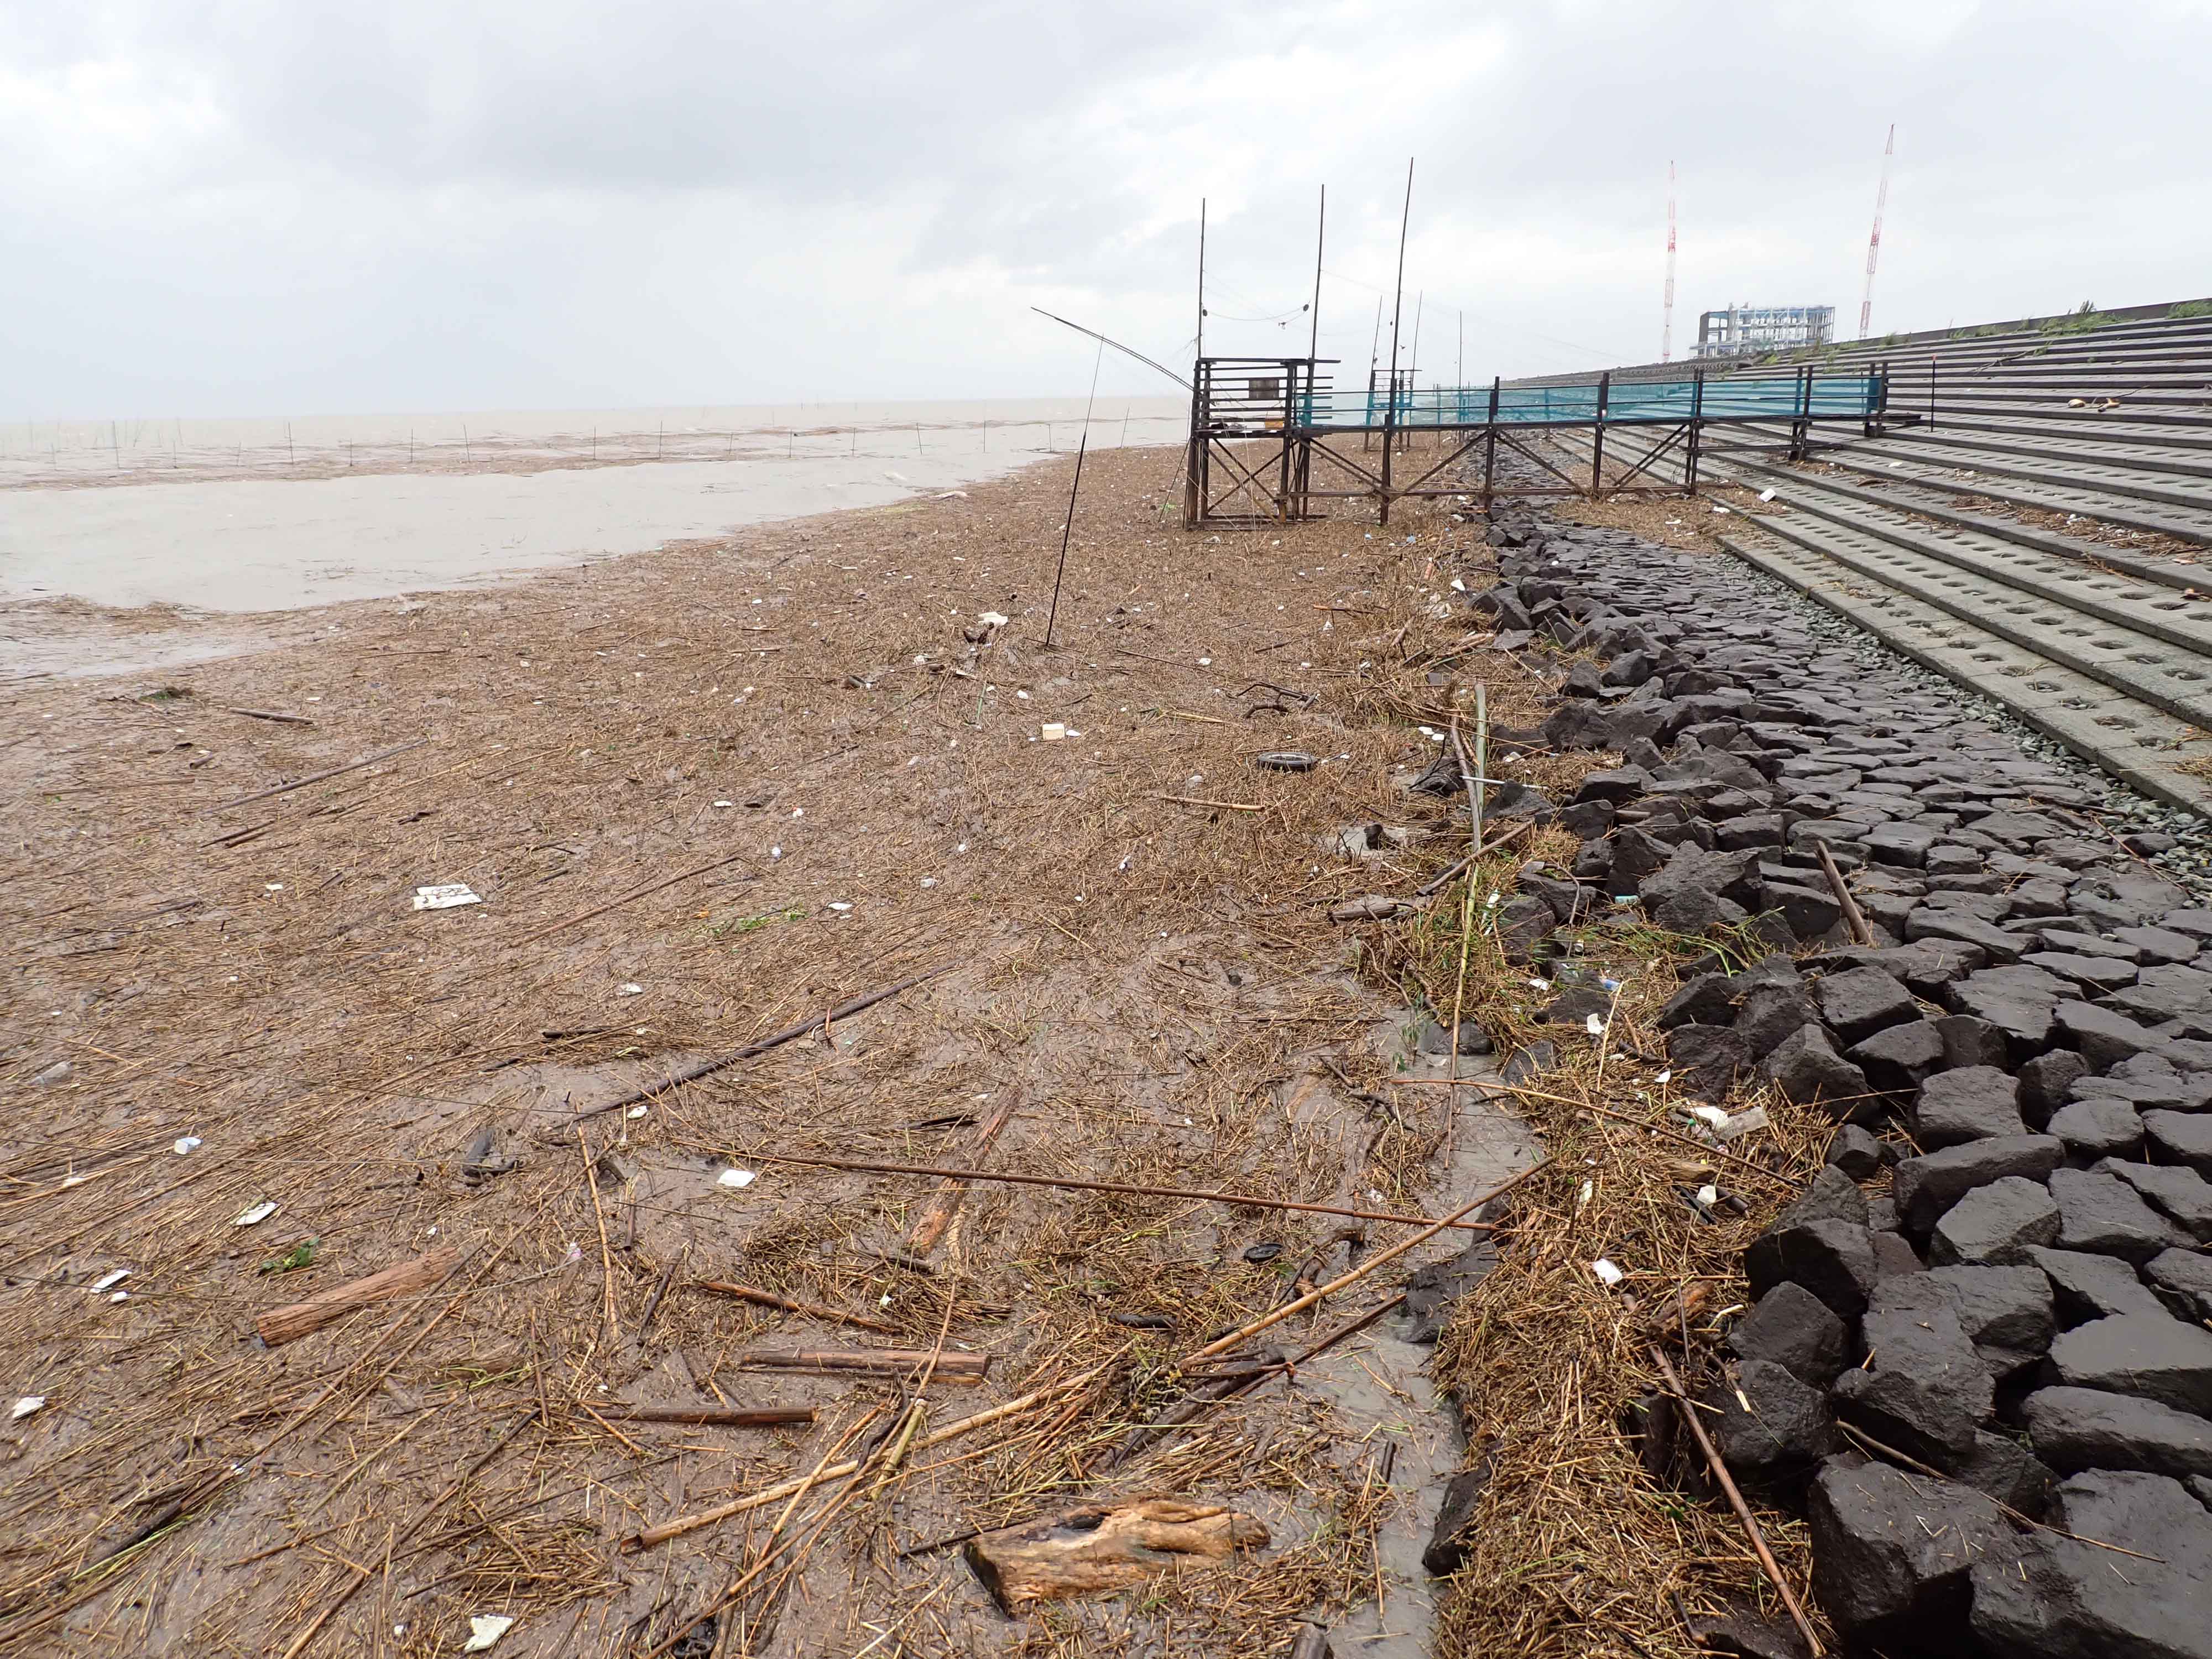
[1181,356,1906,530]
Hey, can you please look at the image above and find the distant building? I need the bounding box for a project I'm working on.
[1694,305,1835,358]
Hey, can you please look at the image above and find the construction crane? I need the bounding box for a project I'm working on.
[1859,124,1894,340]
[1662,160,1677,362]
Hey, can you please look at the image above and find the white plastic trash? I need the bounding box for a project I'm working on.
[232,1200,278,1227]
[717,1168,757,1190]
[11,1396,44,1421]
[461,1616,515,1653]
[1591,1259,1625,1288]
[413,884,481,911]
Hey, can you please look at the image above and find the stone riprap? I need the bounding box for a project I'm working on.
[1465,513,2212,1658]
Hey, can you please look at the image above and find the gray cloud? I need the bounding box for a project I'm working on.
[4,1,2210,415]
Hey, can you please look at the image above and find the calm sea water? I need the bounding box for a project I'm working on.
[0,397,1187,612]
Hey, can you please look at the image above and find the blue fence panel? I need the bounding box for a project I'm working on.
[1290,372,1879,430]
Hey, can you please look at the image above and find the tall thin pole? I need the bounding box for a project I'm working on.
[1046,341,1105,647]
[1183,200,1207,528]
[1308,184,1326,361]
[1196,198,1208,361]
[1662,160,1678,362]
[1386,158,1414,483]
[1387,159,1414,379]
[1859,124,1894,340]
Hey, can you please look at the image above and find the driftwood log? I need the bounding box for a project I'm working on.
[603,1405,815,1428]
[963,1499,1269,1610]
[692,1280,899,1335]
[255,1248,459,1347]
[731,1347,990,1383]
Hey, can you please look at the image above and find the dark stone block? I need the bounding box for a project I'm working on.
[2026,1386,2212,1480]
[1702,1359,1838,1489]
[1893,1135,2065,1239]
[1913,1065,2026,1148]
[1495,895,1554,964]
[2146,1249,2212,1324]
[1848,1018,1948,1095]
[2098,1160,2212,1241]
[1934,1014,2010,1071]
[2048,1096,2145,1163]
[2020,1050,2091,1129]
[1947,963,2064,1057]
[2048,1168,2193,1261]
[2146,1110,2212,1176]
[1809,1459,2021,1655]
[1825,1124,1889,1181]
[1730,1280,1848,1387]
[2030,1246,2172,1326]
[1906,906,2025,963]
[1923,1263,2057,1370]
[1816,966,1920,1046]
[2056,999,2161,1070]
[2049,1312,2212,1414]
[1421,1453,1492,1577]
[1834,1277,1996,1459]
[1746,1217,1880,1320]
[1664,1024,1748,1105]
[1760,1025,1874,1119]
[1762,879,1842,941]
[1930,1176,2061,1266]
[1658,972,1737,1030]
[1970,1471,2212,1659]
[1499,1040,1558,1086]
[1734,982,1822,1062]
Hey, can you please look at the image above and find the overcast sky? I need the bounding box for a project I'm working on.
[7,1,2211,418]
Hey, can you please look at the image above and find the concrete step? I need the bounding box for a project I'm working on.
[1718,526,2212,819]
[1744,509,2212,731]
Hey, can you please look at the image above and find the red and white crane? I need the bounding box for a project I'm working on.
[1859,124,1894,340]
[1662,160,1678,362]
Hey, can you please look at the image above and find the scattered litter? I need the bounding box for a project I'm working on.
[1254,751,1321,772]
[32,1061,72,1088]
[564,1242,584,1265]
[979,610,1008,627]
[1695,1183,1720,1209]
[1575,1180,1593,1210]
[1040,723,1066,741]
[1710,504,1730,515]
[1757,488,1777,503]
[259,1238,317,1274]
[1328,895,1412,923]
[826,901,853,913]
[461,1616,515,1654]
[90,1270,129,1292]
[232,1199,278,1227]
[1653,1071,1671,1087]
[173,1136,202,1155]
[936,490,971,500]
[1590,1259,1625,1288]
[12,1397,44,1421]
[626,1105,649,1120]
[1712,1105,1770,1143]
[1583,1013,1606,1036]
[717,1168,757,1190]
[713,800,733,808]
[265,883,284,892]
[1686,1105,1730,1131]
[413,884,481,911]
